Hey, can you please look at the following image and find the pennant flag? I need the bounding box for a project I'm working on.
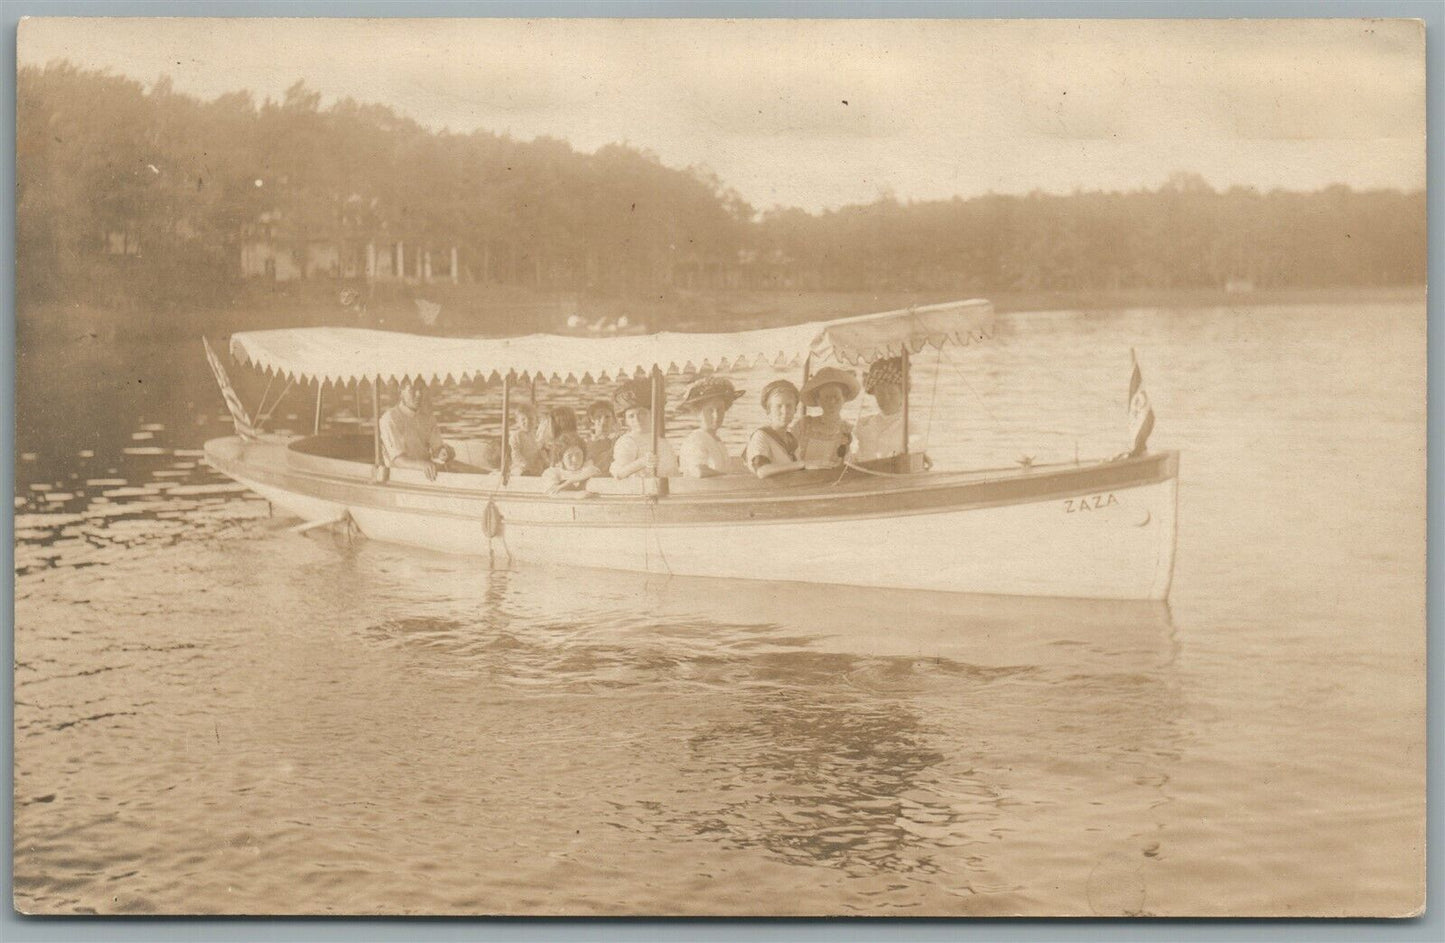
[1126,348,1155,458]
[203,336,258,439]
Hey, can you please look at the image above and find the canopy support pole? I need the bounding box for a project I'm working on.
[314,382,323,435]
[800,354,814,425]
[500,373,513,486]
[901,349,911,461]
[650,367,664,472]
[371,378,382,472]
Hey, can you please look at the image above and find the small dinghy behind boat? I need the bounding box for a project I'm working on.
[203,300,1178,600]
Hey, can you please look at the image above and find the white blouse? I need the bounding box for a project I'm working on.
[854,411,905,461]
[679,428,730,477]
[609,430,679,478]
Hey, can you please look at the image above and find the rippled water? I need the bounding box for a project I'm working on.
[13,299,1426,915]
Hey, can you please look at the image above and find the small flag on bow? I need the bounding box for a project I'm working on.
[1126,348,1155,458]
[203,336,257,439]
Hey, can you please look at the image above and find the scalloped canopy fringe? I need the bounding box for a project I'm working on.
[227,299,994,387]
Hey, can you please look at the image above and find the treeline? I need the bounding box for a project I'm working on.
[17,61,1426,314]
[757,179,1425,292]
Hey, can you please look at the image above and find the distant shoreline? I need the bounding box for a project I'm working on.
[16,284,1425,347]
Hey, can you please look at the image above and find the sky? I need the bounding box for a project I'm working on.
[17,17,1427,212]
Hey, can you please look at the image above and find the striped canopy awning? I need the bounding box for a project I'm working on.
[228,299,994,386]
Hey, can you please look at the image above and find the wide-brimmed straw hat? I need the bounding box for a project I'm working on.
[760,379,800,409]
[677,376,744,413]
[612,379,653,416]
[800,366,861,407]
[864,356,904,394]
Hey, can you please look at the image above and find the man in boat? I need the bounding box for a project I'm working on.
[379,377,454,481]
[609,379,678,479]
[854,357,905,461]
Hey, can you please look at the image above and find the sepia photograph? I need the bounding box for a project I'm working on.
[12,15,1428,917]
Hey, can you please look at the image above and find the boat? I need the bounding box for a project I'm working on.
[202,299,1179,600]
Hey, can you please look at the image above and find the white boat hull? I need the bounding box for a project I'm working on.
[339,478,1175,600]
[212,436,1177,601]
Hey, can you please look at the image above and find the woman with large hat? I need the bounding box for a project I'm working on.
[676,376,745,478]
[855,356,907,461]
[608,378,678,479]
[792,366,860,468]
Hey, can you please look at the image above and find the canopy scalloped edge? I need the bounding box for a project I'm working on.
[228,299,994,387]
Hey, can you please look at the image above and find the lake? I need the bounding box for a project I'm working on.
[12,297,1426,915]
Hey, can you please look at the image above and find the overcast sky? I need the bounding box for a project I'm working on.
[18,17,1426,212]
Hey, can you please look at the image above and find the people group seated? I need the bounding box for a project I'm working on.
[476,355,911,489]
[380,377,454,481]
[677,376,744,478]
[609,379,678,479]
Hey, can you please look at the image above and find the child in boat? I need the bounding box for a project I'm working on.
[793,367,858,468]
[609,379,678,479]
[541,432,601,494]
[585,400,617,475]
[507,402,545,476]
[745,379,806,479]
[855,357,905,461]
[677,376,744,478]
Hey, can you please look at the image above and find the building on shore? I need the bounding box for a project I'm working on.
[239,211,459,285]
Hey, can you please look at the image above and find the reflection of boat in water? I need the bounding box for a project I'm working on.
[351,542,1178,672]
[345,546,1181,902]
[204,300,1179,600]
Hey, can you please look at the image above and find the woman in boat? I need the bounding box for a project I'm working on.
[507,402,546,476]
[677,376,744,478]
[609,379,678,479]
[792,366,859,468]
[585,400,617,474]
[541,432,601,494]
[540,405,579,465]
[854,356,906,461]
[745,379,806,479]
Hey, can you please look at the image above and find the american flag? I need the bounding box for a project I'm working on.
[1127,348,1155,458]
[203,337,257,439]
